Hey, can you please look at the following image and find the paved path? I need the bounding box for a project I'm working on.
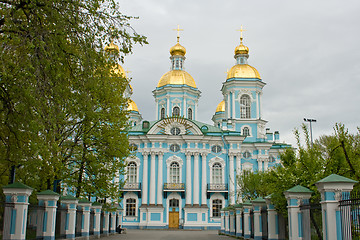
[103,230,231,240]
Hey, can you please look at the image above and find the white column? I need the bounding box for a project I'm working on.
[259,92,263,119]
[193,153,200,205]
[201,153,207,206]
[227,93,231,118]
[258,158,263,171]
[183,95,186,117]
[155,99,159,120]
[256,90,260,119]
[166,96,170,117]
[149,152,156,205]
[229,154,235,205]
[186,152,192,205]
[142,152,148,205]
[232,91,236,119]
[195,100,198,120]
[157,152,163,206]
[264,159,269,171]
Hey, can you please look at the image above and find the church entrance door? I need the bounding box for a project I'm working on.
[169,208,179,228]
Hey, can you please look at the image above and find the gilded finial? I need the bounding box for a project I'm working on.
[236,25,246,44]
[173,24,184,43]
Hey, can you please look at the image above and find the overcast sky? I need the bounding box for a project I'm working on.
[117,0,360,146]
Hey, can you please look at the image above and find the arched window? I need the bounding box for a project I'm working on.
[170,162,180,183]
[127,162,137,183]
[126,198,136,216]
[188,108,193,120]
[172,106,180,116]
[161,108,165,119]
[243,127,250,136]
[212,199,222,217]
[212,163,222,184]
[169,198,179,208]
[240,95,251,118]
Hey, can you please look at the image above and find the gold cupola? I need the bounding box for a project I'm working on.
[104,40,119,53]
[127,99,139,112]
[215,100,225,113]
[170,42,186,56]
[227,27,261,80]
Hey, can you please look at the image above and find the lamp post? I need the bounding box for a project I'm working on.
[303,118,316,146]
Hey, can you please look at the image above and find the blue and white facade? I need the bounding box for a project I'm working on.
[120,34,290,229]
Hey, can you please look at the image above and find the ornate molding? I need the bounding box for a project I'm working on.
[166,155,183,167]
[209,156,225,167]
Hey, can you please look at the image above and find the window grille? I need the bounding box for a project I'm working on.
[240,95,251,118]
[126,198,136,216]
[170,162,180,183]
[212,163,222,184]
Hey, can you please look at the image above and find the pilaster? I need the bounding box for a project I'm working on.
[142,151,149,205]
[201,152,208,206]
[149,152,156,205]
[193,152,199,205]
[185,152,192,205]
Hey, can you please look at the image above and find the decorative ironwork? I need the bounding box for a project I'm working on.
[163,183,185,190]
[207,183,228,191]
[339,191,360,239]
[123,182,141,190]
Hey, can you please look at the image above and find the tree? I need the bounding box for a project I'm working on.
[0,0,147,200]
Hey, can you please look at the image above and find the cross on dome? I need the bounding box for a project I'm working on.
[236,25,246,44]
[173,24,184,43]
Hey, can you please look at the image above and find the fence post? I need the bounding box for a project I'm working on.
[315,174,358,240]
[235,204,243,238]
[59,195,78,239]
[109,211,116,233]
[36,190,60,240]
[2,182,33,240]
[76,199,92,238]
[252,197,266,240]
[90,202,102,237]
[229,207,235,236]
[101,210,110,235]
[265,195,279,240]
[224,208,230,234]
[243,200,252,239]
[284,185,312,240]
[116,206,123,228]
[220,209,225,234]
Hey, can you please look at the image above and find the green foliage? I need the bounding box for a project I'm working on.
[237,123,360,217]
[0,0,147,200]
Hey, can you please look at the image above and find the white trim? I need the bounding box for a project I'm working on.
[166,193,182,223]
[209,157,225,185]
[125,157,141,184]
[241,125,253,137]
[242,162,253,172]
[210,193,225,218]
[166,155,183,183]
[123,192,138,217]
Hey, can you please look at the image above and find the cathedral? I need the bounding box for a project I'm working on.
[113,28,290,229]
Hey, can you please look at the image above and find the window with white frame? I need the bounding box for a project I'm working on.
[188,108,193,120]
[126,198,136,216]
[212,199,222,217]
[161,108,165,119]
[240,95,251,118]
[172,106,180,116]
[212,163,222,184]
[170,162,180,183]
[243,127,250,136]
[127,161,137,183]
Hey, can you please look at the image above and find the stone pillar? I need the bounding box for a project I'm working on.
[157,152,164,206]
[2,182,33,240]
[36,190,60,240]
[220,210,225,234]
[90,203,102,237]
[235,204,243,238]
[116,207,123,227]
[59,195,79,239]
[229,208,236,235]
[252,197,266,240]
[315,174,358,240]
[229,154,235,205]
[76,199,92,238]
[265,196,279,240]
[142,151,149,205]
[224,209,230,234]
[101,211,110,235]
[243,201,252,239]
[149,152,156,205]
[193,153,200,205]
[109,211,116,234]
[201,152,208,206]
[284,185,312,240]
[185,152,192,205]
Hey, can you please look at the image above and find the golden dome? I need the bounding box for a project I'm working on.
[227,64,261,79]
[111,64,127,78]
[170,42,186,56]
[104,41,119,52]
[234,43,249,55]
[215,100,225,113]
[157,70,196,88]
[127,99,139,112]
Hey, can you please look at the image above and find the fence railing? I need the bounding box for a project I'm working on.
[207,183,228,191]
[163,183,185,190]
[339,191,360,240]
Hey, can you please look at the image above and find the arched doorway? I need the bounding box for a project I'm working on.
[169,198,179,228]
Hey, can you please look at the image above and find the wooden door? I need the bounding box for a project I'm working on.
[169,209,179,228]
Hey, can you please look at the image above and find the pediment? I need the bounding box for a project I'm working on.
[147,117,203,135]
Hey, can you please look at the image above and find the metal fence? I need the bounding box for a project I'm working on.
[300,203,322,240]
[339,191,360,240]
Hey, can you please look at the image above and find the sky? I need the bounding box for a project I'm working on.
[117,0,360,146]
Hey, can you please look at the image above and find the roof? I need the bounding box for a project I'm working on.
[3,182,33,190]
[37,190,60,196]
[285,185,313,193]
[316,174,358,184]
[60,195,78,200]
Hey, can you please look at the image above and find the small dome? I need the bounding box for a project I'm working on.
[227,64,261,79]
[157,70,196,88]
[234,43,249,55]
[215,100,225,113]
[104,41,119,52]
[111,64,127,78]
[170,43,186,56]
[128,99,139,112]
